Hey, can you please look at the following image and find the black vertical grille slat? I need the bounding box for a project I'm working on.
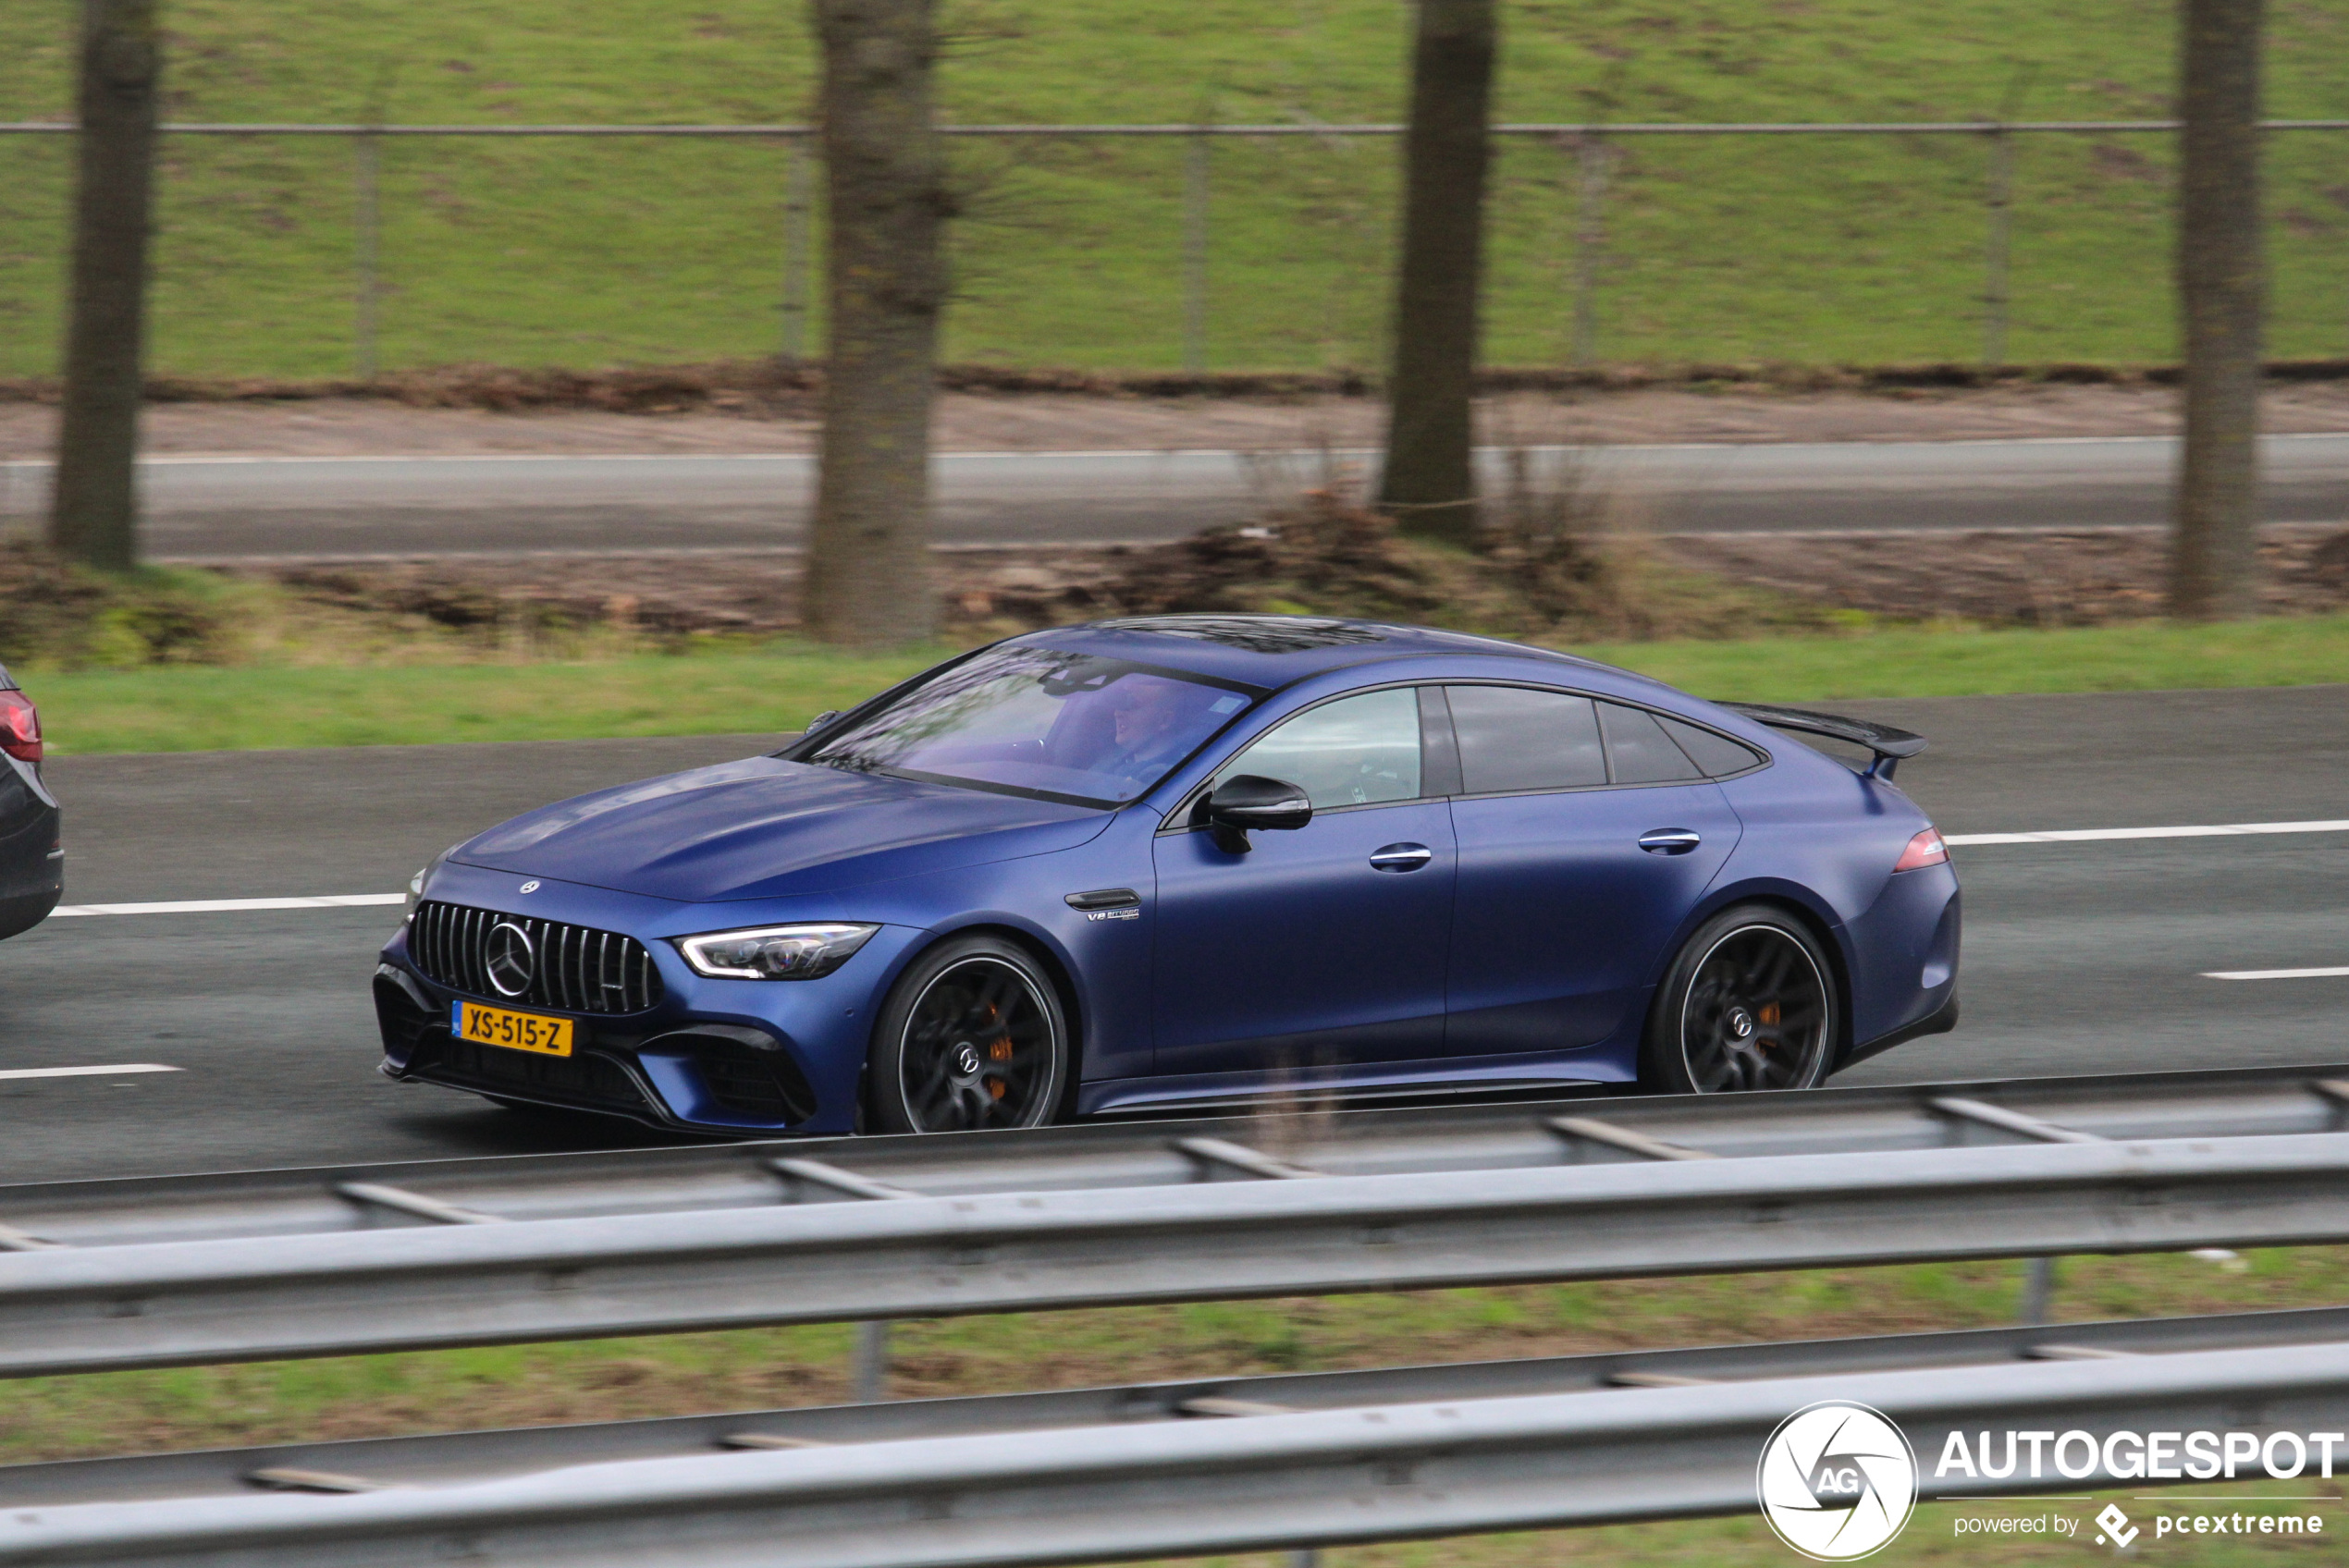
[409,900,663,1015]
[471,907,489,998]
[543,919,564,1012]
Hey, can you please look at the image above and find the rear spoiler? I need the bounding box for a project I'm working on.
[1717,703,1925,781]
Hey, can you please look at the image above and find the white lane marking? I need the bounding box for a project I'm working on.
[0,1063,181,1080]
[2203,967,2349,981]
[49,894,406,918]
[1948,819,2349,846]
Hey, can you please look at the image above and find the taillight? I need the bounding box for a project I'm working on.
[1895,827,1947,872]
[0,691,41,764]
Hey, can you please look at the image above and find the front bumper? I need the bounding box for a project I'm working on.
[374,892,923,1137]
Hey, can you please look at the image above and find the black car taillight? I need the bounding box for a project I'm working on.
[0,690,42,764]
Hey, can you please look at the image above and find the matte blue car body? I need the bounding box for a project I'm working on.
[375,619,1959,1134]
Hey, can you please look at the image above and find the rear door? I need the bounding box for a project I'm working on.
[1440,686,1742,1056]
[1150,686,1455,1076]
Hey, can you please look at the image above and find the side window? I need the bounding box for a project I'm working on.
[1216,687,1422,810]
[1599,702,1704,784]
[1447,685,1606,794]
[1656,715,1767,778]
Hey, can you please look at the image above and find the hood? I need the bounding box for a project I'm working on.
[455,757,1113,903]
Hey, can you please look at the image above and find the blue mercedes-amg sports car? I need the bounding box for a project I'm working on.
[375,615,1960,1135]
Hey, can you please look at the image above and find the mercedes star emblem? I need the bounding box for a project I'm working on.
[518,880,540,894]
[485,921,538,998]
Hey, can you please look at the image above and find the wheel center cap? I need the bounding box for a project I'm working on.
[952,1043,983,1078]
[1726,1007,1756,1041]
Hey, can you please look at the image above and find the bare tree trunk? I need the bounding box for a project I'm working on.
[50,0,161,573]
[804,0,945,646]
[1376,0,1496,550]
[2170,0,2266,619]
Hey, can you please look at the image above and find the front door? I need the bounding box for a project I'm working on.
[1150,686,1454,1078]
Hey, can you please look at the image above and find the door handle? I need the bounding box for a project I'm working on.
[1369,842,1434,872]
[1638,827,1703,855]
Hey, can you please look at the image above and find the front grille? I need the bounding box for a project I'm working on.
[410,900,664,1014]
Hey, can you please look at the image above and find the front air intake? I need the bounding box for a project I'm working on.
[410,900,664,1015]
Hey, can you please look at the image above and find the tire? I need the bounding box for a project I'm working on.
[868,935,1071,1133]
[1639,904,1837,1094]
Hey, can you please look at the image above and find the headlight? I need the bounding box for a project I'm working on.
[674,923,879,980]
[406,845,461,919]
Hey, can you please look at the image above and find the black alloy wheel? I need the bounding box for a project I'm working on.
[1641,905,1835,1094]
[869,936,1069,1133]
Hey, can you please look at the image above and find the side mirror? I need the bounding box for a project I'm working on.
[1201,774,1312,853]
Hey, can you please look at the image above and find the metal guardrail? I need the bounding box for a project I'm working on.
[6,1061,2346,1246]
[10,1303,2348,1508]
[9,1333,2349,1566]
[10,117,2347,374]
[3,1066,2349,1377]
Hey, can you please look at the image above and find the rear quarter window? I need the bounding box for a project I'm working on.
[1656,715,1768,778]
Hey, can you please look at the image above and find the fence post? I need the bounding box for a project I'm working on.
[1182,129,1210,374]
[352,128,381,381]
[781,134,812,362]
[1570,132,1609,368]
[1983,123,2014,369]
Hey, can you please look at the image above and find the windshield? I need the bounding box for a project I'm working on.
[801,645,1260,806]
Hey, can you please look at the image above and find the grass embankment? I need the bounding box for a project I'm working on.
[3,2,2348,376]
[25,615,2349,754]
[5,1248,2342,1563]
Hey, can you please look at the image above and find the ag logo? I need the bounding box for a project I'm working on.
[1756,1401,1918,1561]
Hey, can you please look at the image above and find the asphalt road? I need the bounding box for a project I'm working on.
[5,435,2347,559]
[4,685,2346,1182]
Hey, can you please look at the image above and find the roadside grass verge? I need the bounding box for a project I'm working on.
[23,616,2349,756]
[3,3,2349,375]
[2,1246,2340,1562]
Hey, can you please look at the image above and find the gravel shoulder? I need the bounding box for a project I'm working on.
[6,383,2349,460]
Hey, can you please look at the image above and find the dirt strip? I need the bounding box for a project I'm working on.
[229,523,2349,642]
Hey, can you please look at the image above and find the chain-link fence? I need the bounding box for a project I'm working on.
[2,117,2346,379]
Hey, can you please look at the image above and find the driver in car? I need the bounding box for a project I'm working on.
[1103,677,1206,781]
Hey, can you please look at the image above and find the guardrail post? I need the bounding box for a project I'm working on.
[1569,132,1609,368]
[2019,1256,2057,1324]
[1182,129,1210,374]
[1983,122,2013,369]
[352,128,381,381]
[781,135,812,362]
[854,1318,892,1402]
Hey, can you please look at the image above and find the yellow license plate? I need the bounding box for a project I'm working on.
[453,1001,573,1057]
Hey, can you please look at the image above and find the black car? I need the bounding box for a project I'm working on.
[0,666,59,938]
